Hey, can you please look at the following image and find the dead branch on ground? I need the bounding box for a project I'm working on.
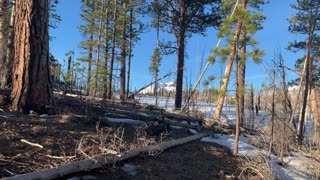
[4,132,209,180]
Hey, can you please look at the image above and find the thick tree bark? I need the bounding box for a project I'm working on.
[296,57,309,144]
[174,2,185,110]
[11,0,53,113]
[214,20,242,120]
[310,86,320,145]
[309,57,320,145]
[296,40,313,145]
[107,0,117,99]
[295,0,319,144]
[0,0,10,88]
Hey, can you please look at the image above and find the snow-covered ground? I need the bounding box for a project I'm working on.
[200,133,310,180]
[107,95,318,179]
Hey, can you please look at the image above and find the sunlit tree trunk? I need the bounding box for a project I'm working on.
[238,0,247,126]
[309,56,320,145]
[174,2,186,110]
[11,0,53,113]
[234,58,240,156]
[214,20,242,120]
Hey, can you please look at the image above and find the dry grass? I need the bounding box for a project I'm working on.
[239,154,282,180]
[76,122,169,159]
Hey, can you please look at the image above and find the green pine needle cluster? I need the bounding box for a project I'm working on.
[214,0,266,65]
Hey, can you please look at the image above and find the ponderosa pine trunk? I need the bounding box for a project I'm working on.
[0,0,10,88]
[296,58,310,145]
[238,0,247,126]
[107,0,117,99]
[11,0,53,113]
[214,19,242,120]
[309,56,320,145]
[295,0,319,145]
[174,2,185,110]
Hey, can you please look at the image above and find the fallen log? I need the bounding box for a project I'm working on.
[213,120,259,135]
[59,96,202,124]
[4,132,210,180]
[60,98,203,129]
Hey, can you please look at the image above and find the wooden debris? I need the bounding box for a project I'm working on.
[5,132,210,180]
[20,139,43,149]
[45,155,76,159]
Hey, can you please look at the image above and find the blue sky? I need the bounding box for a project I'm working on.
[50,0,302,92]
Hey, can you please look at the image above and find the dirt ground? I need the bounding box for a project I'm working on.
[76,140,240,180]
[0,96,241,179]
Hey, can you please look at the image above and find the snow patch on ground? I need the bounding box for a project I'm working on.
[201,134,309,180]
[171,125,183,129]
[121,164,137,176]
[188,129,198,135]
[106,118,144,125]
[137,95,317,179]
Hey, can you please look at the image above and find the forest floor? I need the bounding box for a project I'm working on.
[0,94,241,179]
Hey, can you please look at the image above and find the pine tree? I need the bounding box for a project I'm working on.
[150,47,162,102]
[210,0,265,156]
[107,0,118,99]
[11,0,53,113]
[288,0,320,145]
[214,0,265,122]
[149,0,222,109]
[106,0,144,100]
[125,0,145,98]
[79,0,99,96]
[92,0,105,97]
[119,0,127,101]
